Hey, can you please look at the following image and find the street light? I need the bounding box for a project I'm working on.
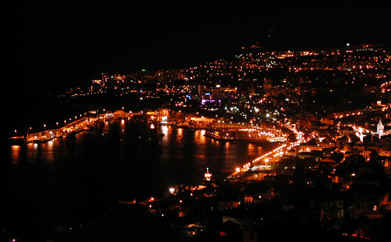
[169,187,175,195]
[264,158,269,163]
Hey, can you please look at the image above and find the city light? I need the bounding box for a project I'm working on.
[169,187,175,195]
[10,40,391,241]
[204,168,212,181]
[161,116,168,124]
[161,125,168,136]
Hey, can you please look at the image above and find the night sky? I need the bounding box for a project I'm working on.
[14,3,391,97]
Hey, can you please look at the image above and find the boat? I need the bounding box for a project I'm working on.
[204,168,212,182]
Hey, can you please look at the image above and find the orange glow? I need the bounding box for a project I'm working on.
[177,128,183,137]
[11,145,21,163]
[204,168,212,181]
[47,140,54,149]
[194,130,206,145]
[178,211,185,217]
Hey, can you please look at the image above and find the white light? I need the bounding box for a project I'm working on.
[161,116,168,124]
[169,187,175,194]
[162,125,168,136]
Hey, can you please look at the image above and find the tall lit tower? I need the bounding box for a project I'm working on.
[377,120,384,139]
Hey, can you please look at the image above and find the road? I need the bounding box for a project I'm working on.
[227,123,307,182]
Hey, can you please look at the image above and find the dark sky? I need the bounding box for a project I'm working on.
[14,2,391,97]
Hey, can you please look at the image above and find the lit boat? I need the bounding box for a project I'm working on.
[204,168,212,182]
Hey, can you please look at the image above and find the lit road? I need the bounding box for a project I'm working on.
[11,110,139,144]
[227,123,307,181]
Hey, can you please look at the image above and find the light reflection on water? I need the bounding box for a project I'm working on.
[177,128,183,137]
[26,143,38,161]
[161,125,169,140]
[194,129,206,145]
[40,142,55,163]
[7,120,272,231]
[9,122,268,189]
[159,125,267,184]
[10,145,21,165]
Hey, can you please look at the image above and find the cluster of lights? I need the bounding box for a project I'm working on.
[22,109,138,144]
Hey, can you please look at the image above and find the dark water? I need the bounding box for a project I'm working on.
[6,119,267,235]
